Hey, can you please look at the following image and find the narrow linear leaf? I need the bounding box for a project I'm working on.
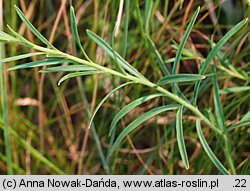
[171,7,200,97]
[212,71,225,131]
[121,0,130,58]
[135,0,144,34]
[0,52,44,63]
[176,106,189,169]
[219,86,250,94]
[216,48,245,79]
[7,25,33,47]
[196,119,230,175]
[0,28,19,44]
[40,65,97,73]
[0,38,30,47]
[145,36,189,101]
[0,30,16,39]
[14,5,56,49]
[0,36,13,42]
[204,108,217,128]
[109,93,164,135]
[227,120,250,132]
[8,59,72,71]
[193,18,248,104]
[172,6,200,74]
[171,43,199,58]
[144,0,153,34]
[201,18,248,75]
[240,110,250,123]
[111,24,126,74]
[165,57,195,64]
[110,104,180,155]
[86,30,147,80]
[217,65,247,81]
[157,74,205,85]
[70,6,91,62]
[0,21,13,174]
[145,35,170,76]
[58,71,103,85]
[88,81,135,129]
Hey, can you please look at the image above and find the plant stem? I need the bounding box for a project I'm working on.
[0,0,13,174]
[31,44,223,135]
[62,51,222,135]
[223,134,236,174]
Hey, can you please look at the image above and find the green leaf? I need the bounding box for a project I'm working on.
[0,25,13,174]
[0,52,44,63]
[145,35,170,76]
[157,74,205,85]
[110,104,180,155]
[165,57,193,64]
[196,119,230,174]
[111,23,126,74]
[227,120,250,132]
[176,106,189,169]
[171,43,199,58]
[215,48,246,80]
[6,25,33,47]
[172,6,200,74]
[40,65,97,73]
[70,6,91,62]
[240,110,250,123]
[8,59,72,71]
[86,30,147,80]
[88,82,135,129]
[144,0,153,34]
[219,86,250,94]
[0,36,12,42]
[121,0,130,58]
[202,18,248,75]
[14,5,56,49]
[193,18,248,105]
[109,93,164,135]
[204,107,217,128]
[58,71,104,85]
[212,70,225,131]
[0,30,16,39]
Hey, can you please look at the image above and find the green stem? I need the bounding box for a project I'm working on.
[223,134,236,174]
[0,0,13,173]
[0,44,13,174]
[64,54,222,135]
[31,45,223,136]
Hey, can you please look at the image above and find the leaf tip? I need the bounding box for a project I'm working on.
[197,6,200,11]
[86,29,91,34]
[70,5,74,13]
[14,4,21,12]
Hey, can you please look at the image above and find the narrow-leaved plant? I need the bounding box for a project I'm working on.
[0,5,248,174]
